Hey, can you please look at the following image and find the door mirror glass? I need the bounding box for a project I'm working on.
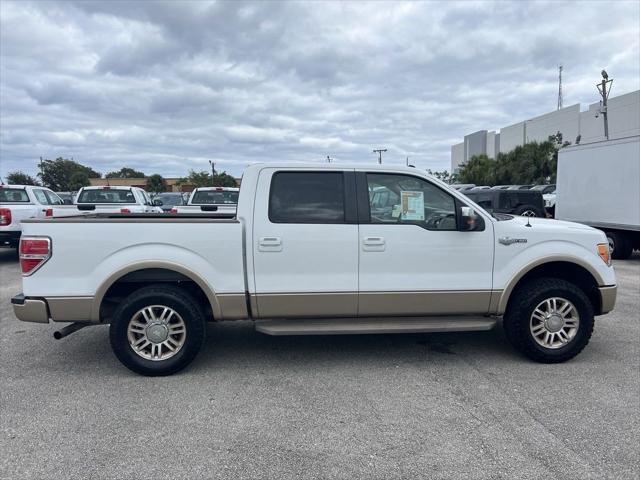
[459,205,484,231]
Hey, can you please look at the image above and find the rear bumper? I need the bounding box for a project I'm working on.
[12,294,49,323]
[12,294,94,323]
[599,285,617,315]
[0,230,21,247]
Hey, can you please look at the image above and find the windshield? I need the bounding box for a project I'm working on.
[191,190,239,205]
[0,188,30,203]
[77,189,136,204]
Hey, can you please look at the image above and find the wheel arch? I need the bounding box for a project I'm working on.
[92,261,221,322]
[497,257,604,315]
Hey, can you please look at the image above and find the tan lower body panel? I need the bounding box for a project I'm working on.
[47,297,94,322]
[254,290,494,318]
[217,293,249,320]
[255,292,358,318]
[358,290,493,316]
[599,285,617,314]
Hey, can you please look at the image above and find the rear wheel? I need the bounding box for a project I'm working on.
[606,231,633,260]
[503,278,594,363]
[109,285,206,376]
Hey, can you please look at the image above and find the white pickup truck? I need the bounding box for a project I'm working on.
[74,185,163,214]
[12,164,617,376]
[0,185,77,248]
[171,186,239,215]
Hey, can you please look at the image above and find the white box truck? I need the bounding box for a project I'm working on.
[556,135,640,259]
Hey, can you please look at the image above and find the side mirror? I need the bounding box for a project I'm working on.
[459,205,484,231]
[153,199,163,206]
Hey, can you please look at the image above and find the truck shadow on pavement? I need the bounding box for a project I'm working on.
[40,320,517,376]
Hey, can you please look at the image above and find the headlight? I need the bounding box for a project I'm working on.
[597,243,611,266]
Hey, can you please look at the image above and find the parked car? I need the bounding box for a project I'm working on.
[451,184,475,191]
[507,185,534,190]
[0,185,77,248]
[74,186,163,214]
[152,192,186,212]
[12,163,616,375]
[531,184,557,217]
[55,191,76,204]
[491,185,511,190]
[172,187,239,215]
[462,188,546,217]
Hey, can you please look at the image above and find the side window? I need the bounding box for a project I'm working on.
[269,172,345,224]
[366,173,457,231]
[44,190,63,205]
[32,189,49,204]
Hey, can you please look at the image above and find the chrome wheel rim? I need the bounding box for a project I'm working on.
[530,297,580,349]
[521,210,537,217]
[127,305,186,361]
[607,236,615,255]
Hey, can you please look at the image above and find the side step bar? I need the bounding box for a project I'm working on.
[255,316,497,336]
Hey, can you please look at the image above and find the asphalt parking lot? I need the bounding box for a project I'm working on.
[0,249,638,480]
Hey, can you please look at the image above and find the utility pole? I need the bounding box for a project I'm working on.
[209,160,216,178]
[557,65,563,110]
[326,155,332,163]
[596,70,613,140]
[372,148,387,164]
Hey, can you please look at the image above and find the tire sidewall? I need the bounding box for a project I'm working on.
[110,288,205,376]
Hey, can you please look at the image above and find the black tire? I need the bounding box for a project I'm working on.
[503,277,594,363]
[514,204,543,217]
[606,231,633,260]
[109,284,206,376]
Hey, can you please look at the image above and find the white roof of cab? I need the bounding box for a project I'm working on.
[193,187,239,191]
[243,162,424,174]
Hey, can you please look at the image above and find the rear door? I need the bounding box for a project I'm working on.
[252,168,359,318]
[357,171,494,316]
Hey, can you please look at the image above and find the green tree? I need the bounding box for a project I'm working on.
[6,171,39,185]
[39,158,101,191]
[146,174,167,193]
[178,170,212,188]
[457,141,559,186]
[212,171,238,187]
[69,171,90,191]
[456,154,496,185]
[426,169,452,184]
[105,167,145,179]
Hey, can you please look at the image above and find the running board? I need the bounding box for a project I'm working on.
[255,316,497,336]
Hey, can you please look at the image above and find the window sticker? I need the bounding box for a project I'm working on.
[400,191,425,221]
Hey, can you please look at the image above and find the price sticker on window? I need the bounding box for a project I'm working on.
[400,191,425,221]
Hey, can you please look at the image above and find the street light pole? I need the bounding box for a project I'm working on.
[596,70,613,140]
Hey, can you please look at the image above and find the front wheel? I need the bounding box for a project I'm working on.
[109,285,206,376]
[503,278,594,363]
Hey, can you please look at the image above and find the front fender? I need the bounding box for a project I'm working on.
[493,239,616,314]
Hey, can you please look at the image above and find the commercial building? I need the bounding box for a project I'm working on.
[451,89,640,173]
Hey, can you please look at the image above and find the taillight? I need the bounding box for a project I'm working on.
[0,208,11,226]
[19,237,52,276]
[45,208,53,217]
[120,208,131,213]
[170,208,178,214]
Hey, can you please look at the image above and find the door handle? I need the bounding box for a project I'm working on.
[363,237,385,246]
[259,236,283,252]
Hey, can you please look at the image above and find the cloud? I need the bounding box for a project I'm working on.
[1,0,639,180]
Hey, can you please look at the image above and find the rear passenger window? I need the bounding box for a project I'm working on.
[269,172,345,223]
[32,189,49,204]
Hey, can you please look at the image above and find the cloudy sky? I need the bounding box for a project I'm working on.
[1,0,639,179]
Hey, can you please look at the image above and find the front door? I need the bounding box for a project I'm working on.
[357,172,494,316]
[252,168,359,318]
